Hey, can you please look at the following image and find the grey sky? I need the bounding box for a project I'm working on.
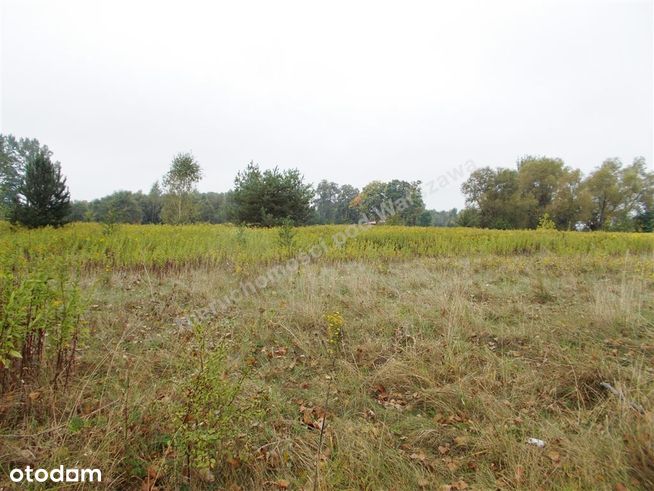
[1,0,652,209]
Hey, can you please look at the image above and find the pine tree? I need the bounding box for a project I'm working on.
[11,152,71,228]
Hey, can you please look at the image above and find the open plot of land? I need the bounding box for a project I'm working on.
[1,225,653,489]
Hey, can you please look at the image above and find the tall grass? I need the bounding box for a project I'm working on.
[2,223,653,272]
[0,221,652,488]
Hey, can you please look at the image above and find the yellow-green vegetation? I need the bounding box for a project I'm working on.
[1,223,653,489]
[1,223,653,271]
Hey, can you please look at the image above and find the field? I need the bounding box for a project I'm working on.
[1,223,653,490]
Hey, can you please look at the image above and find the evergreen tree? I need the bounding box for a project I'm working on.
[11,152,71,228]
[1,134,55,219]
[141,182,163,224]
[232,162,313,226]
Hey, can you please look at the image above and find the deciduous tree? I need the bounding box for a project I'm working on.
[161,153,202,224]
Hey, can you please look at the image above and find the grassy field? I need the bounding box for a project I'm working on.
[1,224,653,489]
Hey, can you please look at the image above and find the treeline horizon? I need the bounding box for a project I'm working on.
[1,133,652,231]
[66,156,654,232]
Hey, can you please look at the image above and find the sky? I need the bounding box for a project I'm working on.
[1,0,652,209]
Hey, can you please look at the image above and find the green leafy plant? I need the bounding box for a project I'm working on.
[235,223,247,247]
[0,260,85,393]
[276,219,297,258]
[537,213,557,230]
[171,323,259,486]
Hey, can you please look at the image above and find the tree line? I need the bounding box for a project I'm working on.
[0,135,427,228]
[68,161,427,227]
[1,134,652,231]
[459,156,653,231]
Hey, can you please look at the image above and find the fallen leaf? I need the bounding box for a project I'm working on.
[146,466,158,480]
[444,458,459,472]
[410,451,427,462]
[276,479,290,489]
[301,407,313,426]
[614,484,628,491]
[453,435,469,447]
[17,449,35,464]
[273,347,287,357]
[141,480,157,491]
[267,449,282,467]
[514,465,524,483]
[373,384,387,398]
[547,450,561,463]
[196,468,215,483]
[438,445,450,455]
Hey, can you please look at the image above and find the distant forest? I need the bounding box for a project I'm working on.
[1,134,652,231]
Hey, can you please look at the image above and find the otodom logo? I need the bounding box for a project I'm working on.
[9,466,102,483]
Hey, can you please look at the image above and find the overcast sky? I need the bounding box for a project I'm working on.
[1,0,652,209]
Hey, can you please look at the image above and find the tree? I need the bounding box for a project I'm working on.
[461,167,495,209]
[459,156,653,231]
[469,168,529,229]
[313,180,340,224]
[352,180,425,225]
[312,181,360,224]
[354,181,387,220]
[583,159,623,231]
[633,159,654,232]
[141,182,163,224]
[1,134,56,219]
[334,184,359,223]
[11,152,70,228]
[67,200,91,222]
[161,152,202,224]
[86,191,144,223]
[517,156,566,228]
[417,210,433,226]
[461,162,577,230]
[197,191,229,223]
[231,162,313,226]
[384,180,425,225]
[424,208,458,227]
[456,208,481,227]
[613,157,654,231]
[547,168,591,230]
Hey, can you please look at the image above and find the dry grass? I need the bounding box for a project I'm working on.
[1,254,653,490]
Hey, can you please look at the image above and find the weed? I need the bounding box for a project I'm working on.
[276,219,297,258]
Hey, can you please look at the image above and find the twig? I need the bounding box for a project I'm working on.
[600,382,645,414]
[313,355,336,491]
[141,255,156,302]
